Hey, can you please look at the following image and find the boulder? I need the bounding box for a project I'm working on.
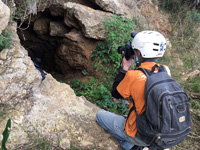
[24,74,119,150]
[0,0,10,34]
[89,0,142,19]
[49,21,70,37]
[33,16,51,35]
[182,69,200,81]
[64,2,113,40]
[36,0,100,16]
[55,29,99,74]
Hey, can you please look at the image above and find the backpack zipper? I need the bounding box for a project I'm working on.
[169,99,174,130]
[153,126,191,145]
[146,79,175,100]
[157,91,188,130]
[145,79,175,114]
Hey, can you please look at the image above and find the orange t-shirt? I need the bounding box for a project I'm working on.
[117,62,171,138]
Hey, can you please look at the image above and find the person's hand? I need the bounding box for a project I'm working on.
[122,53,134,71]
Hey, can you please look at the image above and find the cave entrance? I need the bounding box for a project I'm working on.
[16,10,94,84]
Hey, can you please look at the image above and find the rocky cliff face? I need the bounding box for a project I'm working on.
[0,21,119,150]
[0,0,10,34]
[0,0,172,149]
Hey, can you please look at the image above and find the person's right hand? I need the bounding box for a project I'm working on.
[122,53,134,71]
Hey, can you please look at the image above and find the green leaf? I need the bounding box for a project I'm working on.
[1,119,11,150]
[81,69,88,76]
[94,61,97,69]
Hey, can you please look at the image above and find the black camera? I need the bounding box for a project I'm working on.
[117,32,137,60]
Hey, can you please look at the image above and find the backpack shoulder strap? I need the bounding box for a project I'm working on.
[158,65,167,72]
[152,64,167,73]
[137,64,167,77]
[136,68,150,77]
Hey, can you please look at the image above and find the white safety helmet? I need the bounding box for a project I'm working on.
[131,31,167,58]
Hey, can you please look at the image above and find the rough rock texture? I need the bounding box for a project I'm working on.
[33,16,51,35]
[0,22,42,148]
[36,0,99,16]
[50,21,70,37]
[64,2,113,40]
[55,29,99,74]
[139,1,172,37]
[0,23,119,149]
[0,0,10,34]
[90,0,143,19]
[182,69,200,81]
[0,23,42,106]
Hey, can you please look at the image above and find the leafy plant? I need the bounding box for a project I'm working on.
[186,76,200,94]
[104,14,135,69]
[0,29,12,51]
[191,76,200,94]
[1,119,11,150]
[91,15,135,75]
[104,14,135,51]
[190,99,200,109]
[90,43,110,69]
[70,78,128,114]
[159,0,198,13]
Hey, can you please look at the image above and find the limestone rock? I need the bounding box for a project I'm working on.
[33,16,51,35]
[89,0,148,28]
[63,3,81,29]
[49,21,70,37]
[0,22,119,150]
[0,22,42,106]
[36,0,99,16]
[49,4,65,17]
[55,29,98,74]
[89,0,124,15]
[0,48,9,60]
[90,0,139,18]
[0,0,10,34]
[182,70,200,81]
[64,2,113,40]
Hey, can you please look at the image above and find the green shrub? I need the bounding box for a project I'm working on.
[190,99,200,109]
[70,78,128,114]
[91,15,135,75]
[159,0,197,13]
[0,29,12,51]
[104,14,135,51]
[104,14,135,69]
[190,76,200,94]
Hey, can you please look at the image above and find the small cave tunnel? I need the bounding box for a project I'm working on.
[16,8,98,84]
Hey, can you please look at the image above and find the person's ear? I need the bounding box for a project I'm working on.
[138,51,142,57]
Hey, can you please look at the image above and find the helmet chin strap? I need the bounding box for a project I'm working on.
[135,51,143,67]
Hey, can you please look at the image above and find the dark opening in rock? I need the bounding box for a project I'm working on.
[17,11,65,74]
[16,9,99,83]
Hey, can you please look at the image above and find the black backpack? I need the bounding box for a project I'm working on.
[133,64,192,149]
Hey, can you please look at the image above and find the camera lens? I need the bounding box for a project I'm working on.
[118,46,124,54]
